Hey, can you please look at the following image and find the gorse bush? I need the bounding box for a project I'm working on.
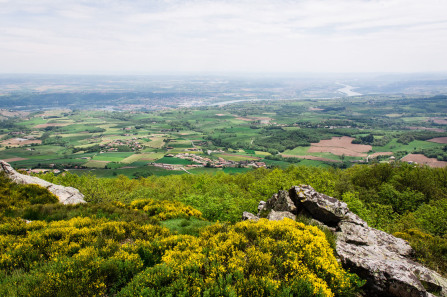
[3,161,447,295]
[0,168,366,296]
[129,198,203,221]
[118,219,364,297]
[0,216,198,296]
[37,163,447,275]
[0,216,363,296]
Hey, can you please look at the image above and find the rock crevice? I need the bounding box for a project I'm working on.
[1,160,86,205]
[242,185,447,297]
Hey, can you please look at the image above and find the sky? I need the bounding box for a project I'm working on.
[1,0,447,74]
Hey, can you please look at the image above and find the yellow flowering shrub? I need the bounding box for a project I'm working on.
[118,219,363,297]
[130,198,204,221]
[0,216,189,296]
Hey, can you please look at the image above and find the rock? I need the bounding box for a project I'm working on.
[289,185,349,226]
[242,211,259,221]
[257,200,266,213]
[0,160,86,205]
[264,190,297,213]
[266,210,296,221]
[244,185,447,297]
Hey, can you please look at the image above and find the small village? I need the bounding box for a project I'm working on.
[152,152,267,171]
[99,138,144,152]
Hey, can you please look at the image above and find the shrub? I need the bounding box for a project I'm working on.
[118,219,364,297]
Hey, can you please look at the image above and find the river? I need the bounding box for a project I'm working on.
[337,84,362,96]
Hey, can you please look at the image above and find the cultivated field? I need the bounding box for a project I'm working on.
[308,136,372,157]
[1,94,446,177]
[428,137,447,144]
[401,154,447,168]
[33,123,71,128]
[1,138,41,146]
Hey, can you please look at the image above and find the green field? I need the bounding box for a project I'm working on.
[92,152,134,162]
[1,95,446,174]
[155,156,197,165]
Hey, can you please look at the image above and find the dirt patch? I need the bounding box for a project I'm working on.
[233,115,272,123]
[215,114,226,116]
[408,126,444,132]
[1,157,28,162]
[309,107,324,111]
[369,152,393,158]
[0,110,30,118]
[308,136,371,157]
[34,123,70,128]
[430,118,447,125]
[220,153,261,160]
[1,138,42,146]
[401,154,447,168]
[281,154,341,163]
[428,137,447,144]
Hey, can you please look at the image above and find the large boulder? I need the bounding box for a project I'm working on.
[0,160,86,205]
[243,185,447,297]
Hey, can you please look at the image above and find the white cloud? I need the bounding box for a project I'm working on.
[1,0,447,73]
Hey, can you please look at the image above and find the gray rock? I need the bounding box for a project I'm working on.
[257,200,266,213]
[242,211,259,221]
[265,190,297,213]
[289,185,349,226]
[266,210,296,221]
[1,160,86,205]
[244,185,447,297]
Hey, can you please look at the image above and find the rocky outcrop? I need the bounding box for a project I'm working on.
[243,185,447,297]
[0,160,86,205]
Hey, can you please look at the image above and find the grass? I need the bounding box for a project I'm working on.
[10,158,88,167]
[283,146,310,155]
[121,154,144,164]
[262,159,292,168]
[84,160,110,168]
[146,137,165,148]
[155,156,197,165]
[298,159,331,167]
[222,167,252,174]
[213,153,259,162]
[372,139,443,153]
[255,151,271,156]
[92,152,134,162]
[15,117,47,127]
[120,153,164,163]
[188,167,221,174]
[161,217,212,236]
[70,165,186,178]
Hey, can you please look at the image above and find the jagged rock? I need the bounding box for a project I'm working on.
[257,200,266,213]
[242,211,259,221]
[0,160,86,205]
[264,190,297,213]
[243,185,447,297]
[289,185,349,226]
[266,210,296,221]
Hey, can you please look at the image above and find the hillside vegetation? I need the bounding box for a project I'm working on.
[1,162,447,295]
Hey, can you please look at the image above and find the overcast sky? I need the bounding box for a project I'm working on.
[1,0,447,74]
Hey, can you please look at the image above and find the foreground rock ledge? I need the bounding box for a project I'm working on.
[0,160,86,205]
[242,185,447,297]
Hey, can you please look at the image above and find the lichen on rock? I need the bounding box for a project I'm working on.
[243,185,447,297]
[0,160,86,205]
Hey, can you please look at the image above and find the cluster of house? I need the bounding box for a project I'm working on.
[99,138,144,152]
[150,151,268,171]
[174,153,267,169]
[19,168,61,174]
